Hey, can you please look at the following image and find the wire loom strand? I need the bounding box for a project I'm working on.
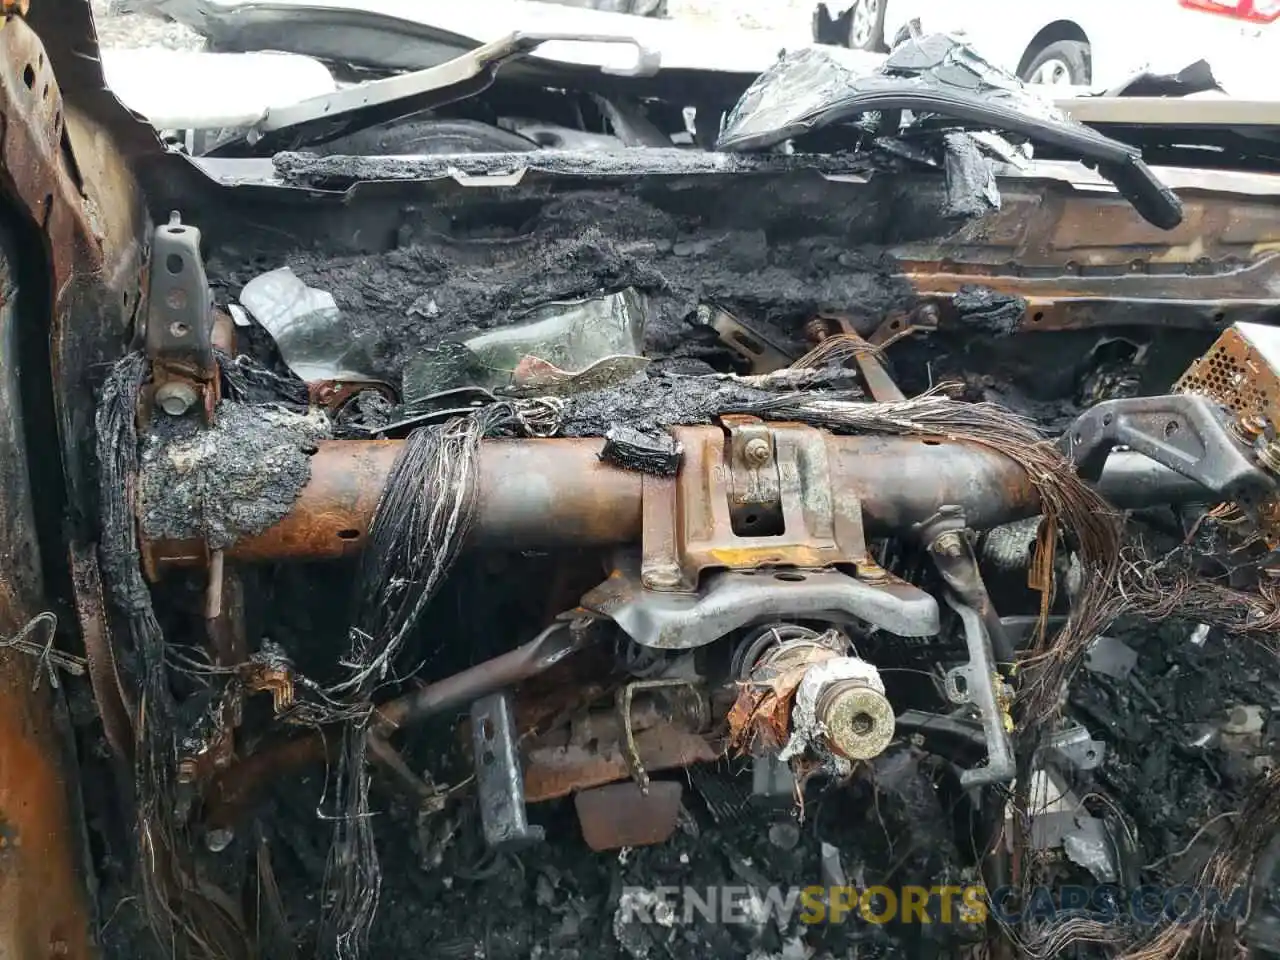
[97,352,250,960]
[318,409,496,960]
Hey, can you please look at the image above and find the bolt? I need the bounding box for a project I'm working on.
[1259,439,1280,476]
[932,531,965,558]
[641,564,682,591]
[804,317,836,343]
[155,381,199,416]
[743,437,771,466]
[856,560,887,581]
[1233,413,1267,445]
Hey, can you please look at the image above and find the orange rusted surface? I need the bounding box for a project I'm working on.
[727,643,841,755]
[307,379,396,414]
[898,178,1280,269]
[575,781,683,851]
[524,722,719,803]
[641,421,870,592]
[1175,322,1280,545]
[896,261,1280,334]
[0,582,93,960]
[227,440,399,562]
[0,24,98,957]
[229,438,645,562]
[211,435,1043,565]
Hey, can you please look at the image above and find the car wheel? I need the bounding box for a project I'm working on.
[1022,39,1091,87]
[847,0,886,52]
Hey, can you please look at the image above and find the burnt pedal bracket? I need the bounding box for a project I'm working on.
[147,212,215,377]
[145,212,218,419]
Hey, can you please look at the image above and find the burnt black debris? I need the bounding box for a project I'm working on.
[271,148,880,189]
[941,132,1000,220]
[138,400,329,549]
[556,372,855,438]
[210,191,918,387]
[949,285,1027,337]
[600,425,684,477]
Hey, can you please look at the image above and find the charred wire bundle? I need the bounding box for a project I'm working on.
[96,353,247,959]
[216,348,310,409]
[1117,769,1280,960]
[1119,543,1280,640]
[319,409,495,959]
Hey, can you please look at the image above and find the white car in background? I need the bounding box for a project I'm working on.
[813,0,1279,92]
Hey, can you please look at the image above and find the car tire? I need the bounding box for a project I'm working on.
[1022,39,1091,87]
[846,0,887,52]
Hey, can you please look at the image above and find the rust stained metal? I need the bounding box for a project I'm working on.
[726,640,841,755]
[206,554,249,667]
[641,422,870,593]
[897,259,1280,335]
[699,305,795,373]
[141,534,210,580]
[0,20,105,325]
[524,720,720,803]
[1175,322,1280,542]
[574,781,683,851]
[205,734,329,830]
[228,438,644,563]
[375,617,597,735]
[0,22,108,958]
[1175,323,1280,426]
[69,543,135,761]
[239,650,297,718]
[906,178,1280,266]
[207,621,599,827]
[308,378,397,415]
[886,184,1280,334]
[616,679,708,790]
[205,435,1045,565]
[806,315,905,403]
[869,304,940,347]
[0,584,93,959]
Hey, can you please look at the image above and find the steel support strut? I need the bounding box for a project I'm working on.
[139,436,1200,570]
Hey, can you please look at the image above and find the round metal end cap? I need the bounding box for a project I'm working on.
[819,681,895,761]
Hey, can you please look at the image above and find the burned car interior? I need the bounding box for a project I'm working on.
[0,2,1278,959]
